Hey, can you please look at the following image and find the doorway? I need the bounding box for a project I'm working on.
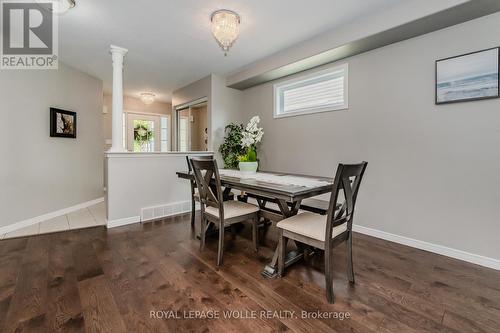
[176,101,208,152]
[125,112,170,152]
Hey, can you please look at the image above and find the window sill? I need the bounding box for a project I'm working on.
[273,105,348,119]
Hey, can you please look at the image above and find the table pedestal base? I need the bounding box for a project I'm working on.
[261,250,304,278]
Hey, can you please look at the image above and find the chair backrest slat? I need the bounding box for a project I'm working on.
[187,155,214,189]
[186,155,213,173]
[326,162,368,242]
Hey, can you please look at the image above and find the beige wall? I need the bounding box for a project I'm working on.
[191,105,208,151]
[102,94,172,143]
[210,74,243,161]
[0,63,103,229]
[171,74,241,161]
[240,13,500,260]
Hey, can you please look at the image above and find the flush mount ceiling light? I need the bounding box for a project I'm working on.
[140,92,156,105]
[36,0,76,14]
[210,9,240,56]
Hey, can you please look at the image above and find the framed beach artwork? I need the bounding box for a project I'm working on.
[50,108,77,138]
[436,47,499,104]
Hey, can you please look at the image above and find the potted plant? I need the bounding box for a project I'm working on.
[238,116,264,174]
[219,123,246,169]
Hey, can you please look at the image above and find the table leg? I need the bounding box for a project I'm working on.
[222,187,233,201]
[261,199,303,278]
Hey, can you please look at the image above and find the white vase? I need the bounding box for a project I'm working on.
[238,161,258,176]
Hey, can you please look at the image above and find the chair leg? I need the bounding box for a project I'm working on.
[347,231,355,284]
[252,217,259,252]
[216,221,225,266]
[200,217,206,251]
[278,231,286,277]
[190,198,196,228]
[231,224,237,241]
[325,247,335,304]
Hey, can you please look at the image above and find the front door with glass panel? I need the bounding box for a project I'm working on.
[127,114,160,152]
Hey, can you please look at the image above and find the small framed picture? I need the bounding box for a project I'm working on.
[436,47,499,104]
[50,108,77,138]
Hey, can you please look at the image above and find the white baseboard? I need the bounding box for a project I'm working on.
[106,200,196,229]
[0,197,104,235]
[353,225,500,271]
[95,201,500,271]
[106,216,141,229]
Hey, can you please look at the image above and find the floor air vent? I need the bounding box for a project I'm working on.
[140,201,198,222]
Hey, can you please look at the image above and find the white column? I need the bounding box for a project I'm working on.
[108,45,128,152]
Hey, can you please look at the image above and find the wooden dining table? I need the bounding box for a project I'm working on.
[176,169,333,278]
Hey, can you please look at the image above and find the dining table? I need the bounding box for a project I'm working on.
[176,169,334,278]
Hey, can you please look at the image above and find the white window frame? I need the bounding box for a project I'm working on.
[160,116,170,152]
[273,63,349,119]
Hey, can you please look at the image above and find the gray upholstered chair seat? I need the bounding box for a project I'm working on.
[205,201,259,219]
[277,212,347,241]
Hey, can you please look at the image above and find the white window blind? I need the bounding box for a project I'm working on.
[274,64,348,118]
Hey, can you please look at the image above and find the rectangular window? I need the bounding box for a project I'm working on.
[274,63,348,118]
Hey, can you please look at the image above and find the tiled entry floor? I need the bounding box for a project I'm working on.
[1,201,106,240]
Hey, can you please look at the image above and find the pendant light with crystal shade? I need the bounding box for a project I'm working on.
[36,0,75,14]
[140,93,156,105]
[210,9,240,56]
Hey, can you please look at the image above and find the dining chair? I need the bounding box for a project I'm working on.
[190,158,260,266]
[186,155,213,228]
[186,155,235,228]
[277,162,368,303]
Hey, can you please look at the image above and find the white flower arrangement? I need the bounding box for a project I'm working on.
[239,116,264,163]
[241,116,264,148]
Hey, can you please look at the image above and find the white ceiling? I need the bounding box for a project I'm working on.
[59,0,408,102]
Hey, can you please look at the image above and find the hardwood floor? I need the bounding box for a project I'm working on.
[0,213,499,333]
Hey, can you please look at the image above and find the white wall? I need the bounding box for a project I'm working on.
[240,13,500,260]
[106,152,212,226]
[0,63,104,229]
